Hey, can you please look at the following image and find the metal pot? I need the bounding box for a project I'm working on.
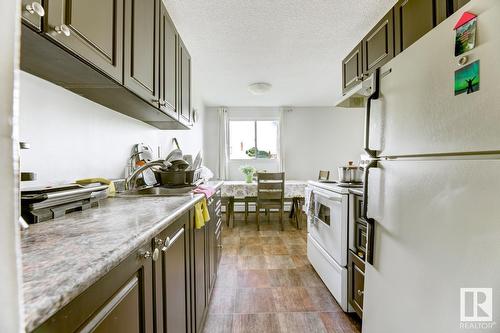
[338,161,363,183]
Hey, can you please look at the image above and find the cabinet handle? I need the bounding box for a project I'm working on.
[357,289,364,296]
[155,238,163,247]
[26,2,45,16]
[54,25,71,36]
[152,248,159,261]
[152,98,166,106]
[217,245,223,249]
[162,228,185,251]
[142,248,159,261]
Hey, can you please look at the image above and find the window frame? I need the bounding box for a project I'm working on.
[228,119,280,161]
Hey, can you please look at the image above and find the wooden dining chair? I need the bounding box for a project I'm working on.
[256,172,285,231]
[318,170,330,181]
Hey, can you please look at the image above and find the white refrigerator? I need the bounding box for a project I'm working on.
[361,0,500,332]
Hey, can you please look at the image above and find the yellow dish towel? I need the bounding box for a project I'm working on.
[194,198,210,229]
[76,178,116,196]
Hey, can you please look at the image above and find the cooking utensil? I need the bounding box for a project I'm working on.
[338,161,363,183]
[165,149,183,163]
[183,154,193,166]
[193,152,202,170]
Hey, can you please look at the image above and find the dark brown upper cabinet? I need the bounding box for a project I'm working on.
[395,0,435,55]
[44,0,124,82]
[362,9,394,75]
[178,38,192,125]
[436,0,471,24]
[124,0,160,107]
[159,6,178,119]
[342,43,363,94]
[21,0,45,31]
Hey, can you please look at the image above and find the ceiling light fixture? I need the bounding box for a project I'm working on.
[248,82,272,95]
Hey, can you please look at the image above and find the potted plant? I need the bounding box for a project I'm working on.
[240,165,256,183]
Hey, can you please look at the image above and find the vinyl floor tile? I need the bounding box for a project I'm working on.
[204,214,360,333]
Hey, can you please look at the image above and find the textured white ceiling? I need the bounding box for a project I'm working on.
[163,0,396,107]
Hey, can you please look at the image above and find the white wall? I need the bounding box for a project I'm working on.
[19,72,205,187]
[203,106,365,181]
[282,107,364,180]
[0,0,23,332]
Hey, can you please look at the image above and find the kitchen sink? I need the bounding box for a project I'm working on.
[114,187,194,198]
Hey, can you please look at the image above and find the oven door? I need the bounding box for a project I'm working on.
[308,187,348,266]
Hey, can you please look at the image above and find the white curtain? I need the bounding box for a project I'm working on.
[279,107,288,173]
[217,107,229,180]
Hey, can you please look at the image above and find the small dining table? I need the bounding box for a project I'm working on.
[220,180,307,228]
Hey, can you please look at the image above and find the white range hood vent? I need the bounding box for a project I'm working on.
[336,74,376,108]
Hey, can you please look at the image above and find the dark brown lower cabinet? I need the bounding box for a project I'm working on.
[207,190,222,296]
[192,191,222,333]
[154,212,192,333]
[31,200,222,333]
[33,242,154,333]
[348,250,365,319]
[193,219,207,332]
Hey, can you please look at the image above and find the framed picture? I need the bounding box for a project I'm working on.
[454,60,480,96]
[455,17,477,56]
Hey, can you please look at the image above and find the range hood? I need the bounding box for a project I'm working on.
[336,73,377,108]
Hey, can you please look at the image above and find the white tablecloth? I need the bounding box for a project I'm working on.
[221,180,307,198]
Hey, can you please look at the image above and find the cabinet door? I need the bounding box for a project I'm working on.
[178,38,192,125]
[395,0,435,55]
[437,0,471,24]
[362,10,394,75]
[21,0,44,31]
[454,0,471,11]
[124,0,159,107]
[155,213,190,333]
[348,250,365,319]
[45,0,123,82]
[159,5,178,118]
[341,43,363,94]
[193,222,207,331]
[34,244,154,333]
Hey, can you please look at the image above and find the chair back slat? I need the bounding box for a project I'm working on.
[258,182,283,190]
[257,172,285,180]
[258,191,282,200]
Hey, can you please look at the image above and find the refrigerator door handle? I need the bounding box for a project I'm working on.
[363,159,378,265]
[364,68,380,159]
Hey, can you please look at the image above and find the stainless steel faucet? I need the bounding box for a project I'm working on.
[125,161,167,191]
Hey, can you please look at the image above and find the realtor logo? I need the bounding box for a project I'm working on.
[460,288,493,322]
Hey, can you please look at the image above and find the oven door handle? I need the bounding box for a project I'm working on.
[312,190,343,202]
[363,160,379,265]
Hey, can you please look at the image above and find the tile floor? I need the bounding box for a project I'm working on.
[203,211,362,333]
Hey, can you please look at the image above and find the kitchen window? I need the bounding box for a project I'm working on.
[229,120,279,160]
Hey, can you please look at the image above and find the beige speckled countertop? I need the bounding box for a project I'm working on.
[21,181,223,332]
